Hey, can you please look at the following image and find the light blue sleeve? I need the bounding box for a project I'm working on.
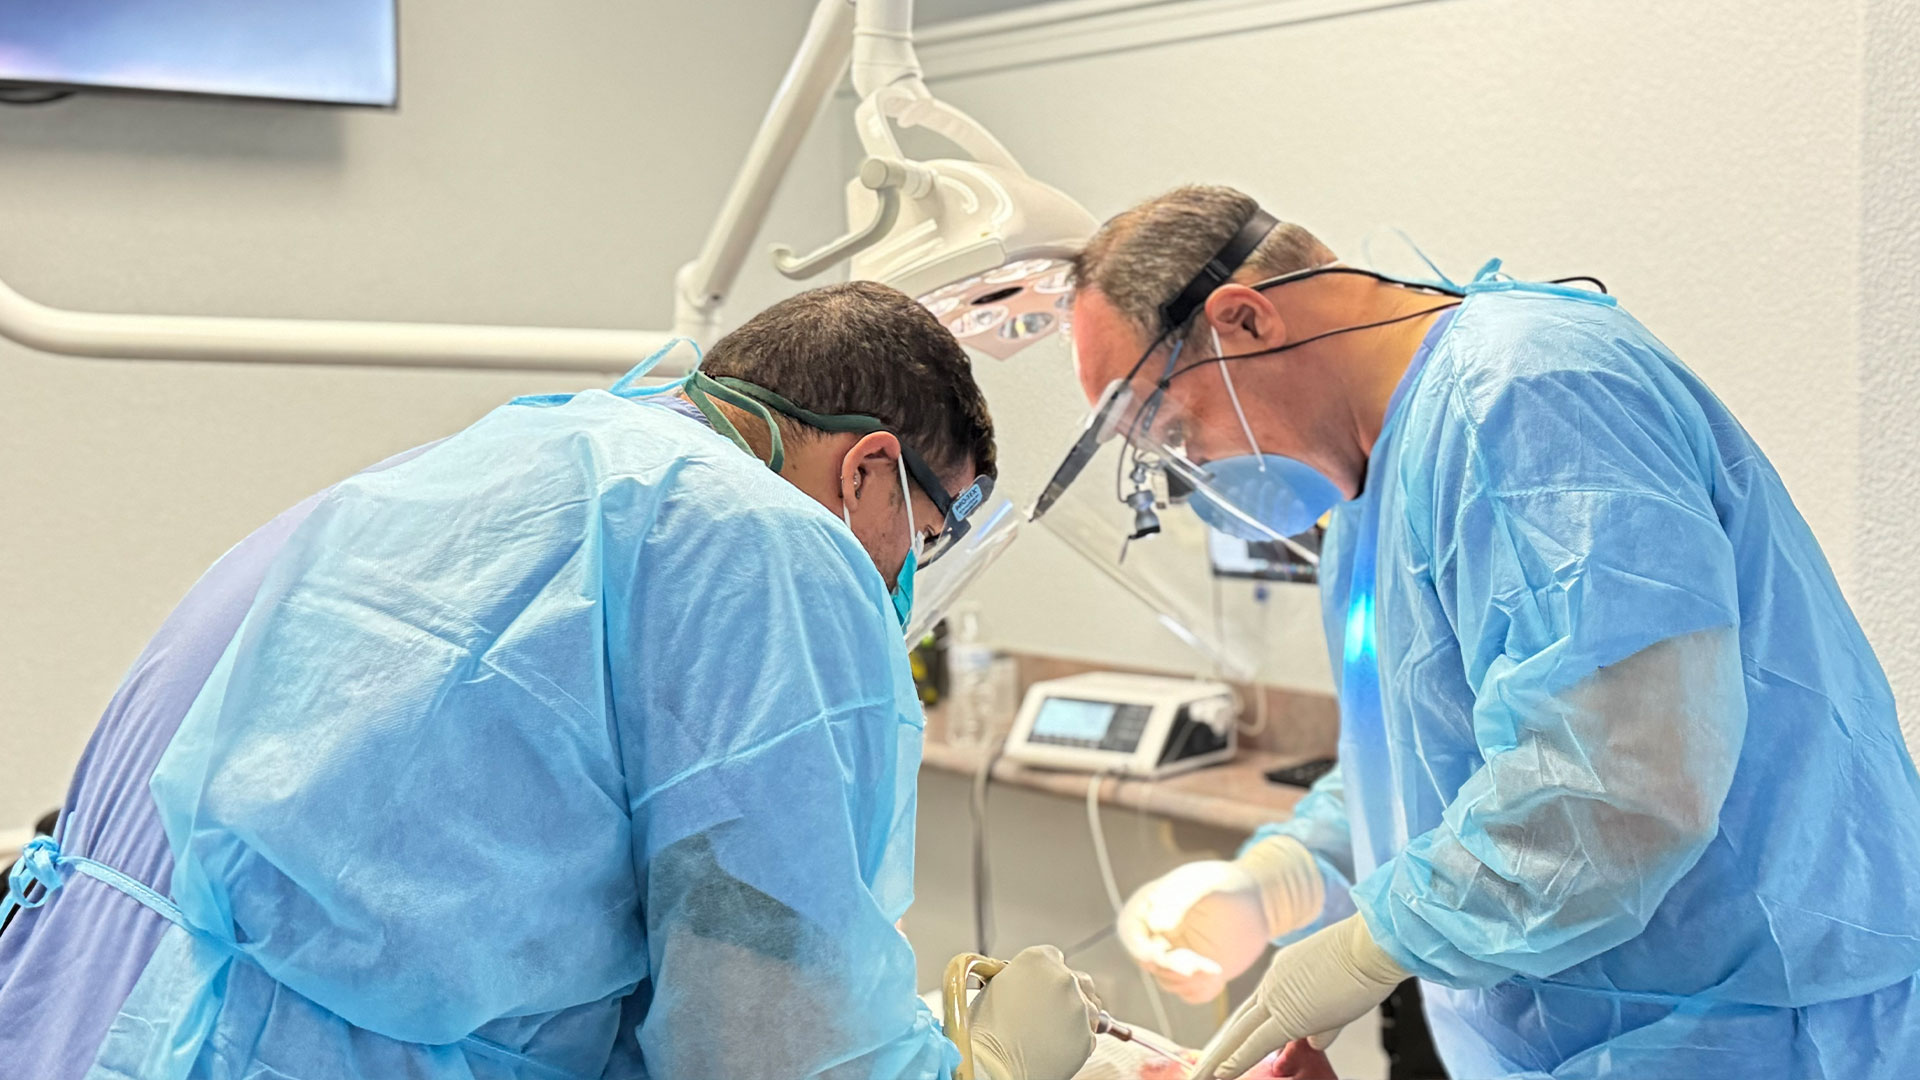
[1355,318,1747,987]
[1243,765,1358,943]
[610,476,958,1080]
[151,414,659,1048]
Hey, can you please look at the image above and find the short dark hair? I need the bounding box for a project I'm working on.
[1071,185,1336,352]
[703,280,996,482]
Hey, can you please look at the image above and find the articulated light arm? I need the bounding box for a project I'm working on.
[776,0,1097,357]
[673,0,856,343]
[0,273,676,374]
[0,0,859,378]
[0,0,1091,376]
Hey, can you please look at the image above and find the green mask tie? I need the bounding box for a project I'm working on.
[678,372,982,562]
[682,372,791,472]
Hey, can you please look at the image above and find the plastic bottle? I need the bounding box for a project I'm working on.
[945,604,994,747]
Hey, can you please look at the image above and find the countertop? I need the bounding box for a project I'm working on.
[918,735,1315,836]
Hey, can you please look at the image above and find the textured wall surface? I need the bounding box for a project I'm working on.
[1861,0,1920,750]
[0,0,842,829]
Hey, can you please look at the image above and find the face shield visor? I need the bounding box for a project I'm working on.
[901,494,1021,644]
[1025,208,1467,676]
[1038,358,1328,554]
[1031,207,1480,554]
[1027,210,1600,671]
[1023,347,1333,677]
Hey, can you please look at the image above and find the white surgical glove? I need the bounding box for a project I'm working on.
[1190,914,1407,1079]
[1117,837,1324,1004]
[967,945,1102,1080]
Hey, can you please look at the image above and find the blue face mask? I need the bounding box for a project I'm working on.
[1189,325,1345,540]
[1191,455,1344,540]
[891,546,917,628]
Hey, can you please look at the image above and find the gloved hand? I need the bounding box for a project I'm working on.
[1190,914,1407,1079]
[967,945,1102,1080]
[1117,837,1323,1003]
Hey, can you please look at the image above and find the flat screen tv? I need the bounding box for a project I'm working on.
[0,0,397,107]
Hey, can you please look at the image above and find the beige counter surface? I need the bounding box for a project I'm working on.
[918,735,1317,836]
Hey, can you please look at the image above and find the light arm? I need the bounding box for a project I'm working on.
[0,0,859,377]
[0,272,673,374]
[675,0,856,337]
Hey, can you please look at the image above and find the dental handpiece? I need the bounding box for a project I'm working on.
[1095,1013,1185,1064]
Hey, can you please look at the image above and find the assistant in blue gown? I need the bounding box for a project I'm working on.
[0,473,343,1080]
[1248,280,1920,1078]
[0,386,955,1080]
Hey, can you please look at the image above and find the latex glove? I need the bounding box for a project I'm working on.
[968,945,1102,1080]
[1118,837,1324,1004]
[1190,914,1406,1079]
[1267,1040,1339,1080]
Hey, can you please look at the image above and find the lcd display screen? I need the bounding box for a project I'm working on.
[1031,697,1118,743]
[0,0,398,106]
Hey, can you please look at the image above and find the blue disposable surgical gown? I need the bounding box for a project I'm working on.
[1250,283,1920,1078]
[0,389,956,1080]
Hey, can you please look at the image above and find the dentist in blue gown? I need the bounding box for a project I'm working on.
[1059,186,1920,1079]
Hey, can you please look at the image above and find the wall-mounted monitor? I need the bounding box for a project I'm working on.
[0,0,398,107]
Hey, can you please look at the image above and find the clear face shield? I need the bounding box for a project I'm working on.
[1036,340,1325,544]
[1026,209,1477,674]
[896,461,1023,645]
[901,494,1022,644]
[1026,347,1329,678]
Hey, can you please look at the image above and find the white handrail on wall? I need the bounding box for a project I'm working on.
[0,0,863,378]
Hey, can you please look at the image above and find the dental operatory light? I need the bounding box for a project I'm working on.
[0,0,1086,645]
[915,259,1078,360]
[0,0,1093,375]
[771,0,1097,360]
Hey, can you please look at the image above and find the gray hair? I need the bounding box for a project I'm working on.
[1070,185,1336,352]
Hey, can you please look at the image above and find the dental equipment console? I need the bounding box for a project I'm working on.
[1002,672,1236,780]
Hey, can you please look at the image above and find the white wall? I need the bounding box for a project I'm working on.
[0,0,845,829]
[1860,0,1920,750]
[912,0,1919,742]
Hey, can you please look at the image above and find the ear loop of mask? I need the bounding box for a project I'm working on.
[1212,325,1267,470]
[840,450,920,560]
[900,454,918,558]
